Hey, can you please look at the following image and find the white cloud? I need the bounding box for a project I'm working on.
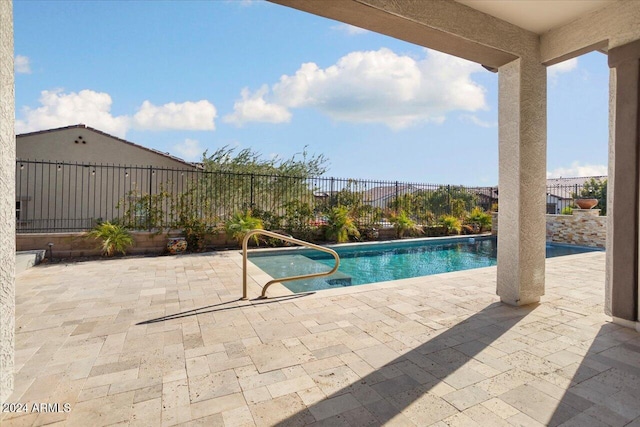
[231,48,486,129]
[459,114,496,128]
[16,89,218,137]
[16,89,130,137]
[548,57,578,80]
[331,23,369,35]
[547,161,607,178]
[224,85,292,127]
[133,100,217,131]
[173,138,203,161]
[15,55,31,74]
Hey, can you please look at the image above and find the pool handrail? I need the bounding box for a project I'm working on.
[242,229,340,299]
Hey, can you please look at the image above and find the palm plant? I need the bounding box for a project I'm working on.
[467,207,492,232]
[440,215,462,235]
[325,206,360,243]
[389,210,419,238]
[87,221,134,256]
[225,210,264,245]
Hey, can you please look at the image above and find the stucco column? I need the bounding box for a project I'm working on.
[497,57,547,306]
[0,0,14,403]
[606,39,640,324]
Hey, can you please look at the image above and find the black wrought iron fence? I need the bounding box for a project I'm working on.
[15,160,503,233]
[545,177,607,215]
[15,159,607,233]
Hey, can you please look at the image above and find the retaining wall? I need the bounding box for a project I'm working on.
[492,209,606,248]
[16,231,236,258]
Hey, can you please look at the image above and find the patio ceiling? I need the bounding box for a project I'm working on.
[269,0,620,67]
[455,0,615,35]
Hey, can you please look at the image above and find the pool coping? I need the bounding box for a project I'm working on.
[240,235,605,299]
[245,233,495,256]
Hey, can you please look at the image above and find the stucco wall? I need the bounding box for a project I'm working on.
[0,0,14,403]
[17,126,195,169]
[15,126,198,231]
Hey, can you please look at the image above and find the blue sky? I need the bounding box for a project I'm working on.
[13,0,609,185]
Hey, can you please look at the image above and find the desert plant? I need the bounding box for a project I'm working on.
[225,210,263,245]
[251,208,283,232]
[389,210,419,238]
[87,221,134,256]
[282,200,316,239]
[467,207,492,232]
[179,217,212,251]
[325,206,360,243]
[440,215,462,235]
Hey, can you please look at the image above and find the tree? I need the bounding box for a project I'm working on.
[195,146,329,222]
[424,186,478,217]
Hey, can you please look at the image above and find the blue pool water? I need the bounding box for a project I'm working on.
[248,237,602,293]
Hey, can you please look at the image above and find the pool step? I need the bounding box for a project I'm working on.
[250,254,352,287]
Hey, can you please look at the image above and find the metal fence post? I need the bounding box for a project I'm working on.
[148,166,153,231]
[395,181,399,211]
[250,174,255,209]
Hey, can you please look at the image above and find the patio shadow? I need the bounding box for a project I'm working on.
[273,301,538,426]
[137,292,315,325]
[546,323,640,426]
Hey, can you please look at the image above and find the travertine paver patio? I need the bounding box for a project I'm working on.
[2,249,639,426]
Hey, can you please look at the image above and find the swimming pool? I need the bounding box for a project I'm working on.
[248,236,603,293]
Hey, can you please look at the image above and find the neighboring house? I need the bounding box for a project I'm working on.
[16,124,198,231]
[546,176,607,214]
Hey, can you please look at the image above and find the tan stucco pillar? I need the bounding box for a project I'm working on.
[0,0,14,403]
[497,57,547,306]
[606,39,640,325]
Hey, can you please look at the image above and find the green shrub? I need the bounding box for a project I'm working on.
[325,206,360,243]
[179,217,211,251]
[389,210,419,238]
[561,206,574,215]
[87,221,134,256]
[440,215,462,235]
[467,207,492,232]
[225,210,263,246]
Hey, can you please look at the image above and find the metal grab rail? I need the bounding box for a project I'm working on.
[242,229,340,300]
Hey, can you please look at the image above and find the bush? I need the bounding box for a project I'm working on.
[225,210,264,246]
[87,221,134,256]
[440,215,462,235]
[179,217,212,251]
[561,206,574,215]
[467,207,492,232]
[325,206,360,243]
[389,210,419,238]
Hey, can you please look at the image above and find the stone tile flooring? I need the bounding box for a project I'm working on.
[2,250,640,426]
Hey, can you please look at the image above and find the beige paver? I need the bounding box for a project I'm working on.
[4,250,640,426]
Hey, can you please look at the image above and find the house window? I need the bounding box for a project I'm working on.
[16,201,21,221]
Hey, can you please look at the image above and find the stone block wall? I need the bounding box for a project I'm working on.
[546,209,606,248]
[492,209,606,248]
[16,231,237,257]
